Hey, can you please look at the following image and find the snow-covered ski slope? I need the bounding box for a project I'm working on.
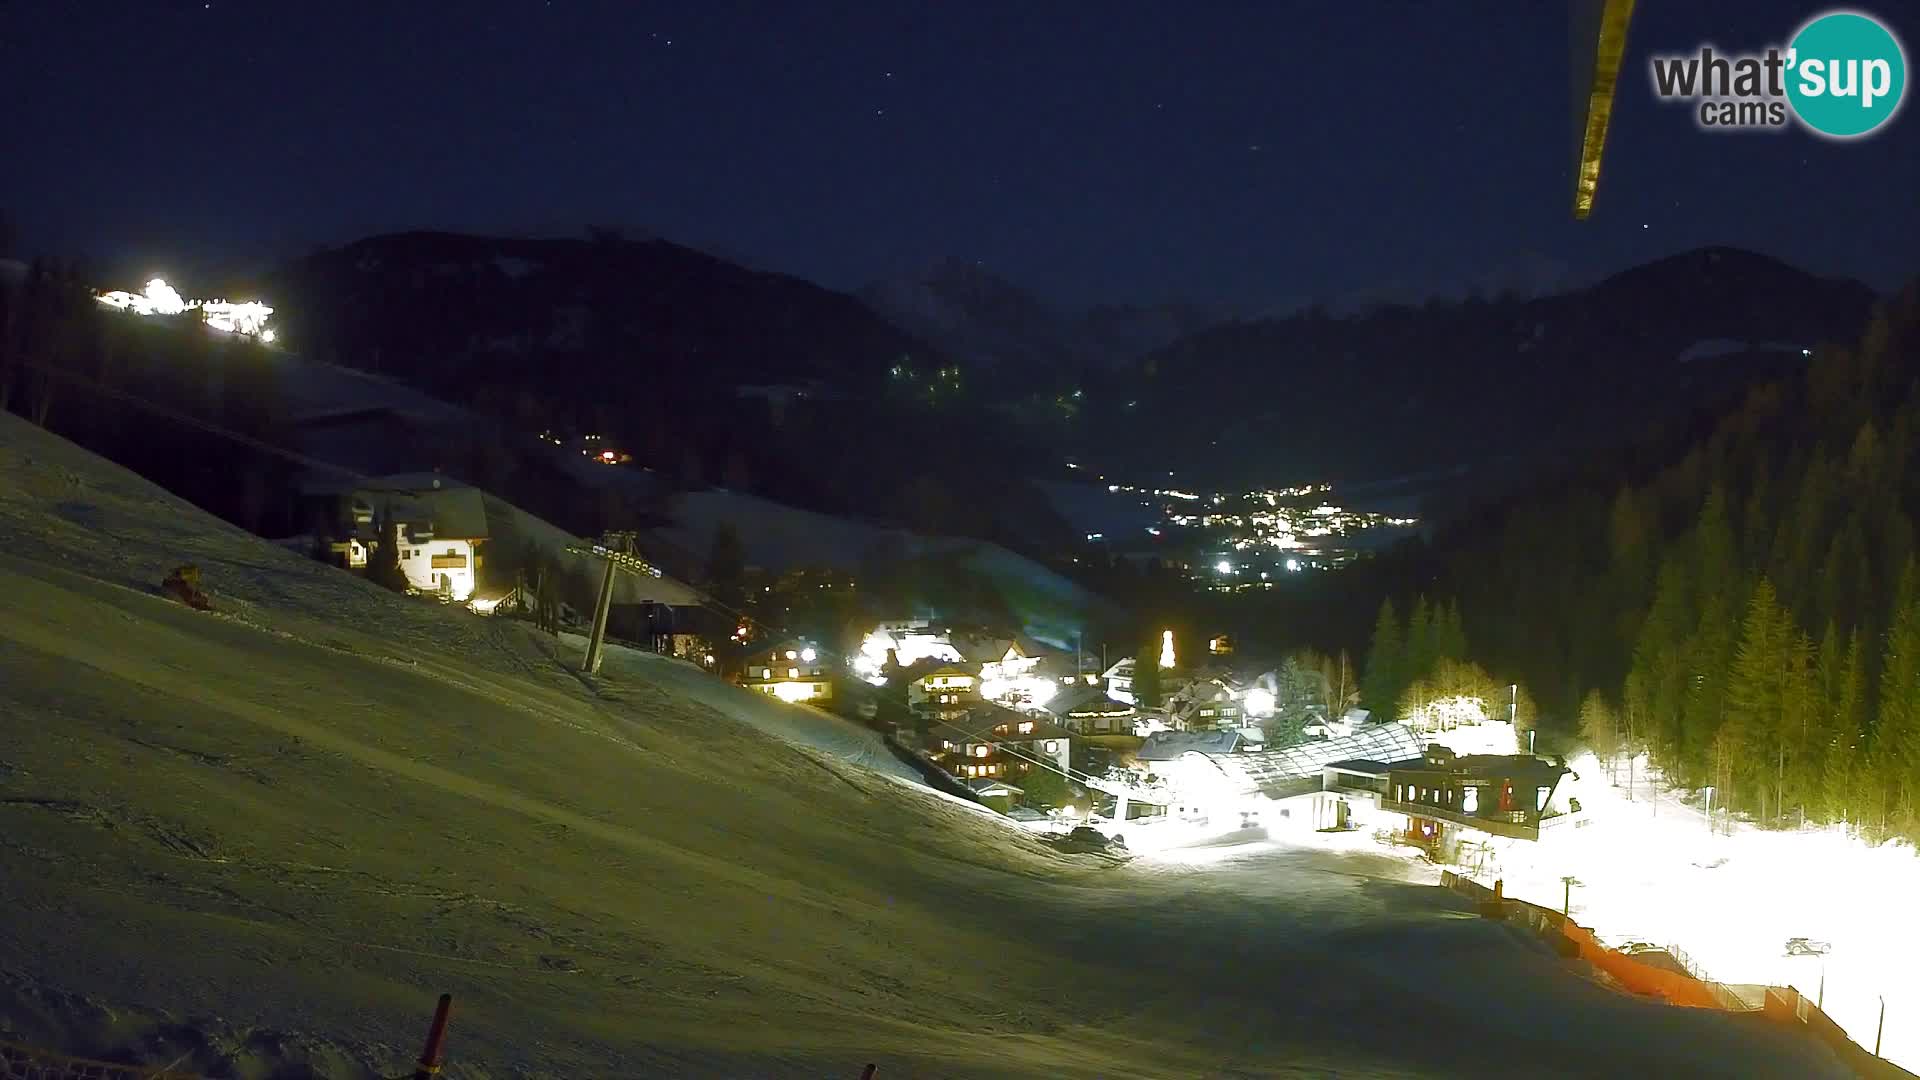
[0,413,1851,1078]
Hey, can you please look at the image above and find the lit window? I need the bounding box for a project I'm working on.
[760,667,772,680]
[974,745,990,758]
[788,668,799,679]
[785,650,797,660]
[1044,740,1058,753]
[1018,721,1034,734]
[1462,786,1479,813]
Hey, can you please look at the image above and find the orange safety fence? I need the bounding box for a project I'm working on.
[1558,920,1725,1009]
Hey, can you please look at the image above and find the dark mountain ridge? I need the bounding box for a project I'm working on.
[1070,246,1877,495]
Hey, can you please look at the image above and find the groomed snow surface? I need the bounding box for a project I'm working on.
[0,412,1855,1078]
[1462,750,1920,1073]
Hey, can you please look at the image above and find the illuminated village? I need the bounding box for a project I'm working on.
[95,277,276,341]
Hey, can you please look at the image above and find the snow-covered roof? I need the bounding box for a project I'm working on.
[967,778,1023,797]
[1042,683,1135,718]
[1137,730,1242,761]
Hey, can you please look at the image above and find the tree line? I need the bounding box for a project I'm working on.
[1364,280,1920,839]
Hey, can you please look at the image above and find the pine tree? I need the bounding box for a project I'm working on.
[1133,638,1163,710]
[368,504,410,593]
[1405,596,1435,683]
[1629,555,1693,765]
[1724,577,1788,820]
[1875,561,1920,830]
[1436,600,1468,663]
[1824,628,1867,824]
[1361,598,1402,720]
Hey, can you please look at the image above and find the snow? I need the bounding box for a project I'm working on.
[0,411,1857,1078]
[1440,750,1920,1072]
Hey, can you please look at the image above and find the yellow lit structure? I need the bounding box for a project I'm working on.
[1572,0,1638,219]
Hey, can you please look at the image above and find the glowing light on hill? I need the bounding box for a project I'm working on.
[94,278,275,338]
[1159,629,1176,669]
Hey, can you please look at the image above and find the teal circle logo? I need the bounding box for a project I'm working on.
[1787,11,1907,138]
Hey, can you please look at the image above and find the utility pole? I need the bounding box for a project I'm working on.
[571,530,674,676]
[583,554,617,674]
[1561,875,1579,917]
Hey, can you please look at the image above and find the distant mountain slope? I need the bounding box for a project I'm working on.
[260,232,1087,559]
[1079,247,1877,491]
[270,229,940,396]
[859,257,1216,379]
[654,489,1121,648]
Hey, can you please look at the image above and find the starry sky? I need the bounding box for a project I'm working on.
[6,1,1916,310]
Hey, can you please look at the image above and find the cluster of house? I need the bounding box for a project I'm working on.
[298,473,490,602]
[1133,725,1580,855]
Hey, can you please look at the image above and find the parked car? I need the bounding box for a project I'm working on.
[1052,826,1125,856]
[1785,937,1831,956]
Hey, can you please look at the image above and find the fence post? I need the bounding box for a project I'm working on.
[413,994,453,1079]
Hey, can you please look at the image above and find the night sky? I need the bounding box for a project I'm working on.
[8,1,1916,310]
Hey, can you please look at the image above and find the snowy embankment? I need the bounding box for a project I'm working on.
[0,412,1853,1078]
[1465,750,1920,1073]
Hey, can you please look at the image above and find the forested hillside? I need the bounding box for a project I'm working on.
[1376,279,1920,838]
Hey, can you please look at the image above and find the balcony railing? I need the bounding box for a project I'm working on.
[1379,799,1541,840]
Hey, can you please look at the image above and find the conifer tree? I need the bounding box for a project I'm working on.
[1362,598,1402,719]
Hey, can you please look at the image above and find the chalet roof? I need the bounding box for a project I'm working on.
[953,635,1015,664]
[967,778,1024,797]
[1043,683,1135,718]
[1402,754,1570,786]
[351,485,489,542]
[1137,730,1243,761]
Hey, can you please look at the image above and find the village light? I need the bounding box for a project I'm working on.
[1285,558,1301,572]
[1215,559,1232,575]
[1159,629,1176,669]
[801,647,816,663]
[260,328,277,344]
[1244,687,1277,719]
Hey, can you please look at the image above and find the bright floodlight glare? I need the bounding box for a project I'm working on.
[1243,687,1276,719]
[772,682,812,702]
[801,647,816,663]
[260,328,277,343]
[1214,559,1232,574]
[1285,558,1301,572]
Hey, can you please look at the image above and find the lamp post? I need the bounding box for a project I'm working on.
[1561,875,1580,917]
